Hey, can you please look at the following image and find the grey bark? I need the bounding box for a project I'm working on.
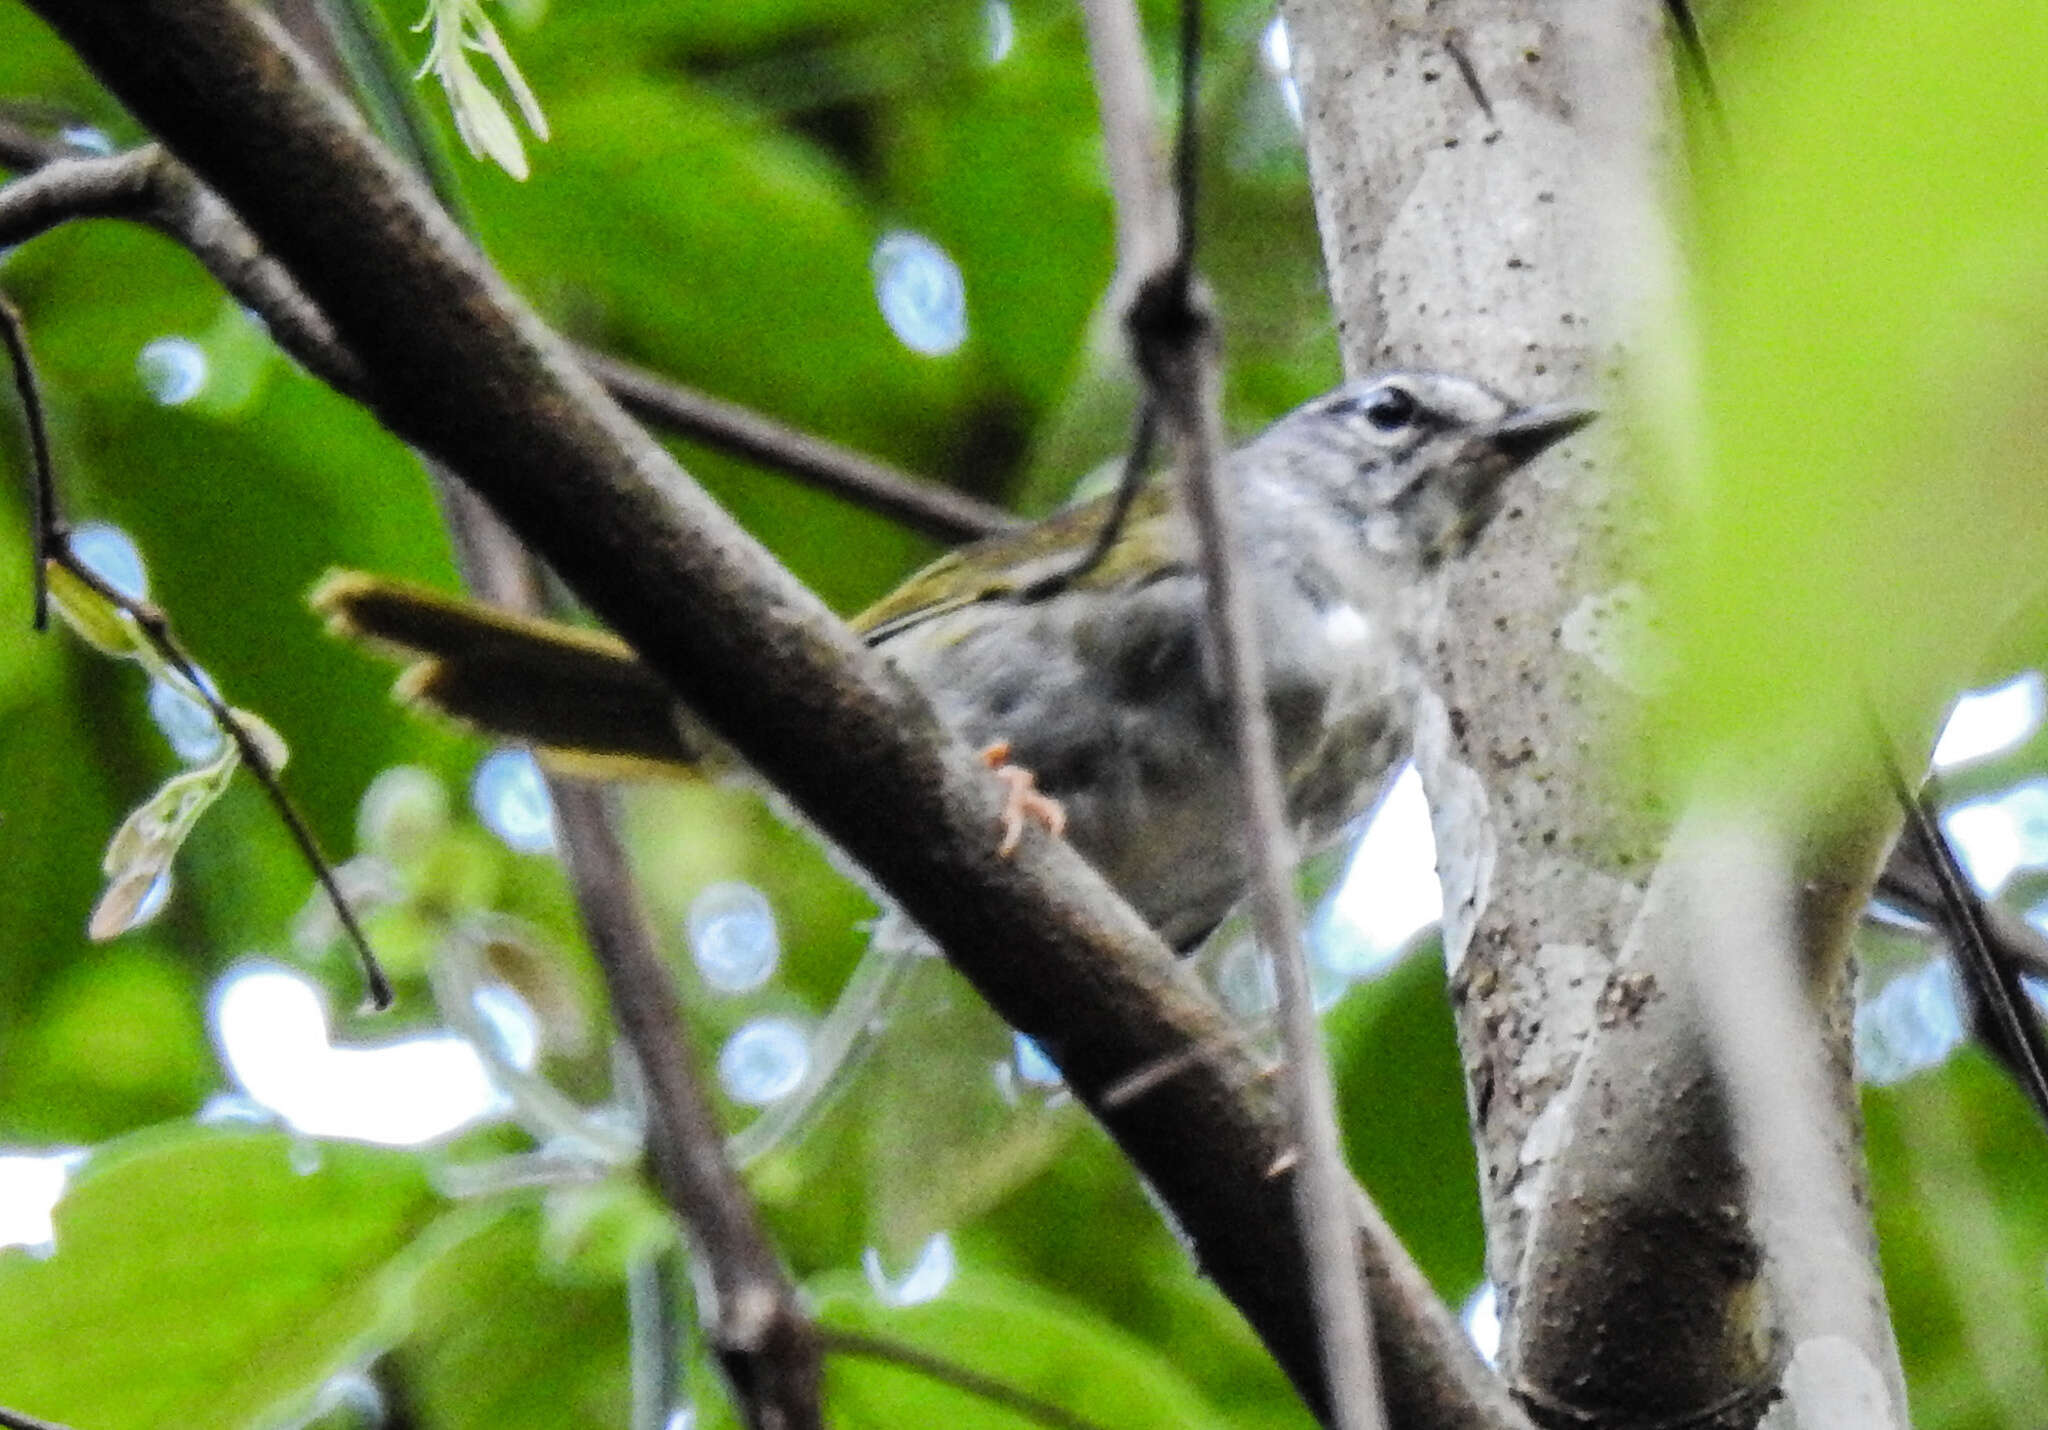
[1281,1,1904,1425]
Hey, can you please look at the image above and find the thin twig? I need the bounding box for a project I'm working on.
[552,781,823,1428]
[1077,0,1174,280]
[1875,851,2048,985]
[577,346,1016,544]
[1169,0,1201,277]
[50,541,395,1008]
[0,1406,73,1430]
[1093,0,1384,1423]
[818,1328,1116,1430]
[1017,397,1158,598]
[1100,1023,1273,1109]
[1869,714,2048,1128]
[0,114,77,169]
[1661,0,1728,147]
[0,137,1013,549]
[0,295,57,628]
[0,294,391,1008]
[1144,290,1383,1430]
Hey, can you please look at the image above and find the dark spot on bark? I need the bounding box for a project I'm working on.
[1598,970,1659,1025]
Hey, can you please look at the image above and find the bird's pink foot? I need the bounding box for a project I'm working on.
[981,740,1067,856]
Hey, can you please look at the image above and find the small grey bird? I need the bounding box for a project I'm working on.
[317,371,1591,950]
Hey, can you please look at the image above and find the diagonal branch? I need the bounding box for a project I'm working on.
[267,6,823,1418]
[574,346,1016,543]
[552,781,822,1429]
[17,3,1519,1423]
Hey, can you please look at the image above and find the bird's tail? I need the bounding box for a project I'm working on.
[312,570,702,776]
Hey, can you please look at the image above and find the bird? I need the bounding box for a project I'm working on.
[315,372,1592,952]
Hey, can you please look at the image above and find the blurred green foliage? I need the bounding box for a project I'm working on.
[0,0,2042,1426]
[1658,0,2048,817]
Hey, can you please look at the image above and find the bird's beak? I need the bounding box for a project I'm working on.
[1491,402,1598,467]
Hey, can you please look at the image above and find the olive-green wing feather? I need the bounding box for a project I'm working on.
[854,481,1186,644]
[312,570,700,774]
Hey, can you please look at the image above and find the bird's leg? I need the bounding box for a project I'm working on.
[981,740,1067,856]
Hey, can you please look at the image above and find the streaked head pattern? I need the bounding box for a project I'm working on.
[1253,371,1595,567]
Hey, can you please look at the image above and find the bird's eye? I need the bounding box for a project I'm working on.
[1361,385,1419,432]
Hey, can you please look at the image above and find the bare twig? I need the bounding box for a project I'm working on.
[1876,843,2048,985]
[1077,0,1174,281]
[0,295,391,1008]
[0,141,1013,548]
[0,144,363,396]
[576,346,1016,544]
[1660,0,1728,146]
[1870,718,2048,1127]
[22,2,1527,1419]
[0,114,77,169]
[818,1328,1116,1430]
[1015,389,1159,598]
[0,1405,73,1430]
[553,780,821,1429]
[0,294,57,628]
[1088,0,1383,1423]
[1146,281,1384,1430]
[46,539,395,1009]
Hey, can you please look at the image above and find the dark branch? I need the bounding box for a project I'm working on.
[553,781,822,1428]
[0,295,57,628]
[1871,733,2048,1129]
[269,4,826,1416]
[576,346,1016,544]
[818,1328,1115,1430]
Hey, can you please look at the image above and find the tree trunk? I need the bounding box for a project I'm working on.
[1280,2,1906,1424]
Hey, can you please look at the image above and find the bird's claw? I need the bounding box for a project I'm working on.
[982,740,1067,856]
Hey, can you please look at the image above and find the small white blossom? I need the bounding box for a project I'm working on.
[414,0,549,180]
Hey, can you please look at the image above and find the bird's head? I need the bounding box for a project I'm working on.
[1258,371,1596,568]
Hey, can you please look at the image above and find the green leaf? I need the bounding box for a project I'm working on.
[0,1127,444,1430]
[393,1203,633,1430]
[90,742,241,940]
